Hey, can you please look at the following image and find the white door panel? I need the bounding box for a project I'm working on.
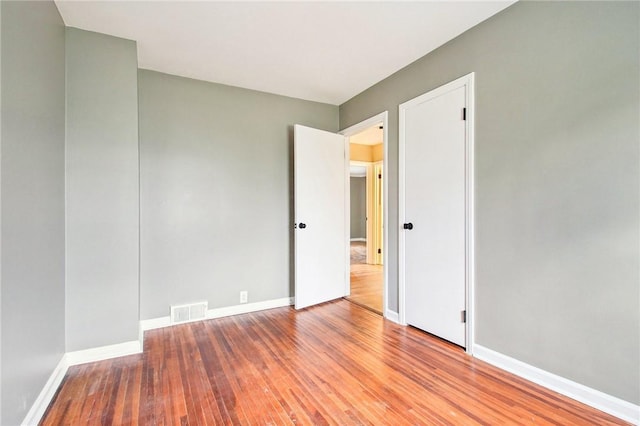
[294,124,347,310]
[402,83,468,347]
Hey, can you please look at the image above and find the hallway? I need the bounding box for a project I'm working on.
[346,241,383,313]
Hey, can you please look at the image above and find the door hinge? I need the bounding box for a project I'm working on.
[378,173,382,179]
[462,107,467,121]
[461,310,467,323]
[377,248,381,254]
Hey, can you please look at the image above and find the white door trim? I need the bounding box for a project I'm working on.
[344,136,351,300]
[399,74,475,353]
[341,111,389,318]
[350,160,375,264]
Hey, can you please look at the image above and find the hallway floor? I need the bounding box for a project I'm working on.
[347,241,383,313]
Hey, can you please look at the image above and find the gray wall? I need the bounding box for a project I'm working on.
[340,1,639,404]
[0,1,66,424]
[65,28,139,351]
[138,70,338,320]
[350,177,366,239]
[1,5,3,421]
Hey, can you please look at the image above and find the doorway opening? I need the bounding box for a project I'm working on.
[342,114,387,315]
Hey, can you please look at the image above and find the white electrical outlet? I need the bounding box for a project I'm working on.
[240,291,248,304]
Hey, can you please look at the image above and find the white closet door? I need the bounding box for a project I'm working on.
[400,79,469,347]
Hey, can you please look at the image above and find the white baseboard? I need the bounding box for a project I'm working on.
[65,340,142,366]
[350,238,366,242]
[473,344,639,425]
[139,315,171,332]
[21,355,69,426]
[140,297,295,332]
[207,297,294,319]
[384,309,400,324]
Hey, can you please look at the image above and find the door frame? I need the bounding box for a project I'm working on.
[349,160,375,264]
[372,161,384,265]
[398,73,475,353]
[341,111,389,318]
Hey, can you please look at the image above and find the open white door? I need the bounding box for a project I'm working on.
[294,124,348,309]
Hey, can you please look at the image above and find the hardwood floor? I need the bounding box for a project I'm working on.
[41,300,628,425]
[349,240,367,265]
[347,241,383,313]
[347,263,383,314]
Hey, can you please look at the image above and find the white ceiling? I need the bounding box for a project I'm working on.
[54,1,515,105]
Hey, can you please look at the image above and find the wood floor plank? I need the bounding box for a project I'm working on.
[41,300,629,425]
[348,263,383,314]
